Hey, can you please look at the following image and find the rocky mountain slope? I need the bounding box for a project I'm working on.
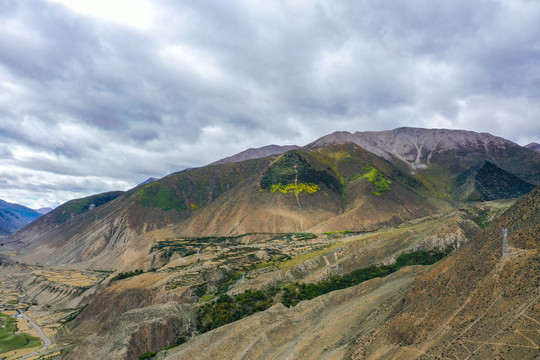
[157,267,423,360]
[352,185,540,359]
[0,199,42,235]
[51,200,487,360]
[308,127,540,188]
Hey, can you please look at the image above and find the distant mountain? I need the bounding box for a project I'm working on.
[138,177,159,186]
[0,199,42,235]
[307,127,540,188]
[7,143,435,267]
[525,142,540,154]
[35,207,54,215]
[5,127,540,269]
[452,161,536,201]
[209,144,300,165]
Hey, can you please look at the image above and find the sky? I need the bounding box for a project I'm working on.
[1,0,539,209]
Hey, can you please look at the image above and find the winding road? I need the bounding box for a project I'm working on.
[16,309,52,360]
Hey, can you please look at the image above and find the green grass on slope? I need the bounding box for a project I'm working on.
[54,191,124,223]
[0,315,41,354]
[354,166,392,196]
[260,151,342,192]
[281,249,450,307]
[137,185,187,211]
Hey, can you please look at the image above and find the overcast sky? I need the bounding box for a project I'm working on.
[1,0,539,208]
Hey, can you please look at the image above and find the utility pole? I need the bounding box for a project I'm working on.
[502,228,509,258]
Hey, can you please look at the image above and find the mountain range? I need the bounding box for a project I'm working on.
[0,199,42,235]
[0,127,538,360]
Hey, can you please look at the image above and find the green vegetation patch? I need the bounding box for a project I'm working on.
[0,316,41,353]
[199,294,216,303]
[61,305,88,325]
[269,182,320,195]
[260,151,341,192]
[137,184,187,211]
[195,249,452,333]
[282,249,450,306]
[111,269,143,282]
[355,166,392,195]
[197,289,278,333]
[55,191,123,223]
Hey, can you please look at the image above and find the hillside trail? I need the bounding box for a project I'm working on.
[391,244,539,359]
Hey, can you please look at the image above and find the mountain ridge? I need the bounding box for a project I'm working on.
[4,127,539,270]
[307,127,540,184]
[0,199,42,235]
[209,144,300,166]
[525,142,540,154]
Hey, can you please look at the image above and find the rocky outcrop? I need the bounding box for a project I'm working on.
[66,302,196,360]
[22,275,86,306]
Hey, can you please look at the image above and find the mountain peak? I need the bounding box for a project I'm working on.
[138,177,159,186]
[209,144,300,166]
[35,207,54,215]
[307,127,533,178]
[525,142,540,154]
[452,160,535,201]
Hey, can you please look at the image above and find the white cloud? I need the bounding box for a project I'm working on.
[44,0,153,29]
[0,0,538,208]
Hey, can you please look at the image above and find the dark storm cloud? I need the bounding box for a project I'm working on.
[0,0,539,208]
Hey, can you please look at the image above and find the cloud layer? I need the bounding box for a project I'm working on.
[1,0,539,208]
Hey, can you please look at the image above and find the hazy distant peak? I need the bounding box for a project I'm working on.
[138,177,159,186]
[35,207,54,215]
[525,142,540,154]
[0,199,42,234]
[210,144,300,166]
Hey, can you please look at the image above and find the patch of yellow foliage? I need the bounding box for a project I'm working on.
[269,183,320,195]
